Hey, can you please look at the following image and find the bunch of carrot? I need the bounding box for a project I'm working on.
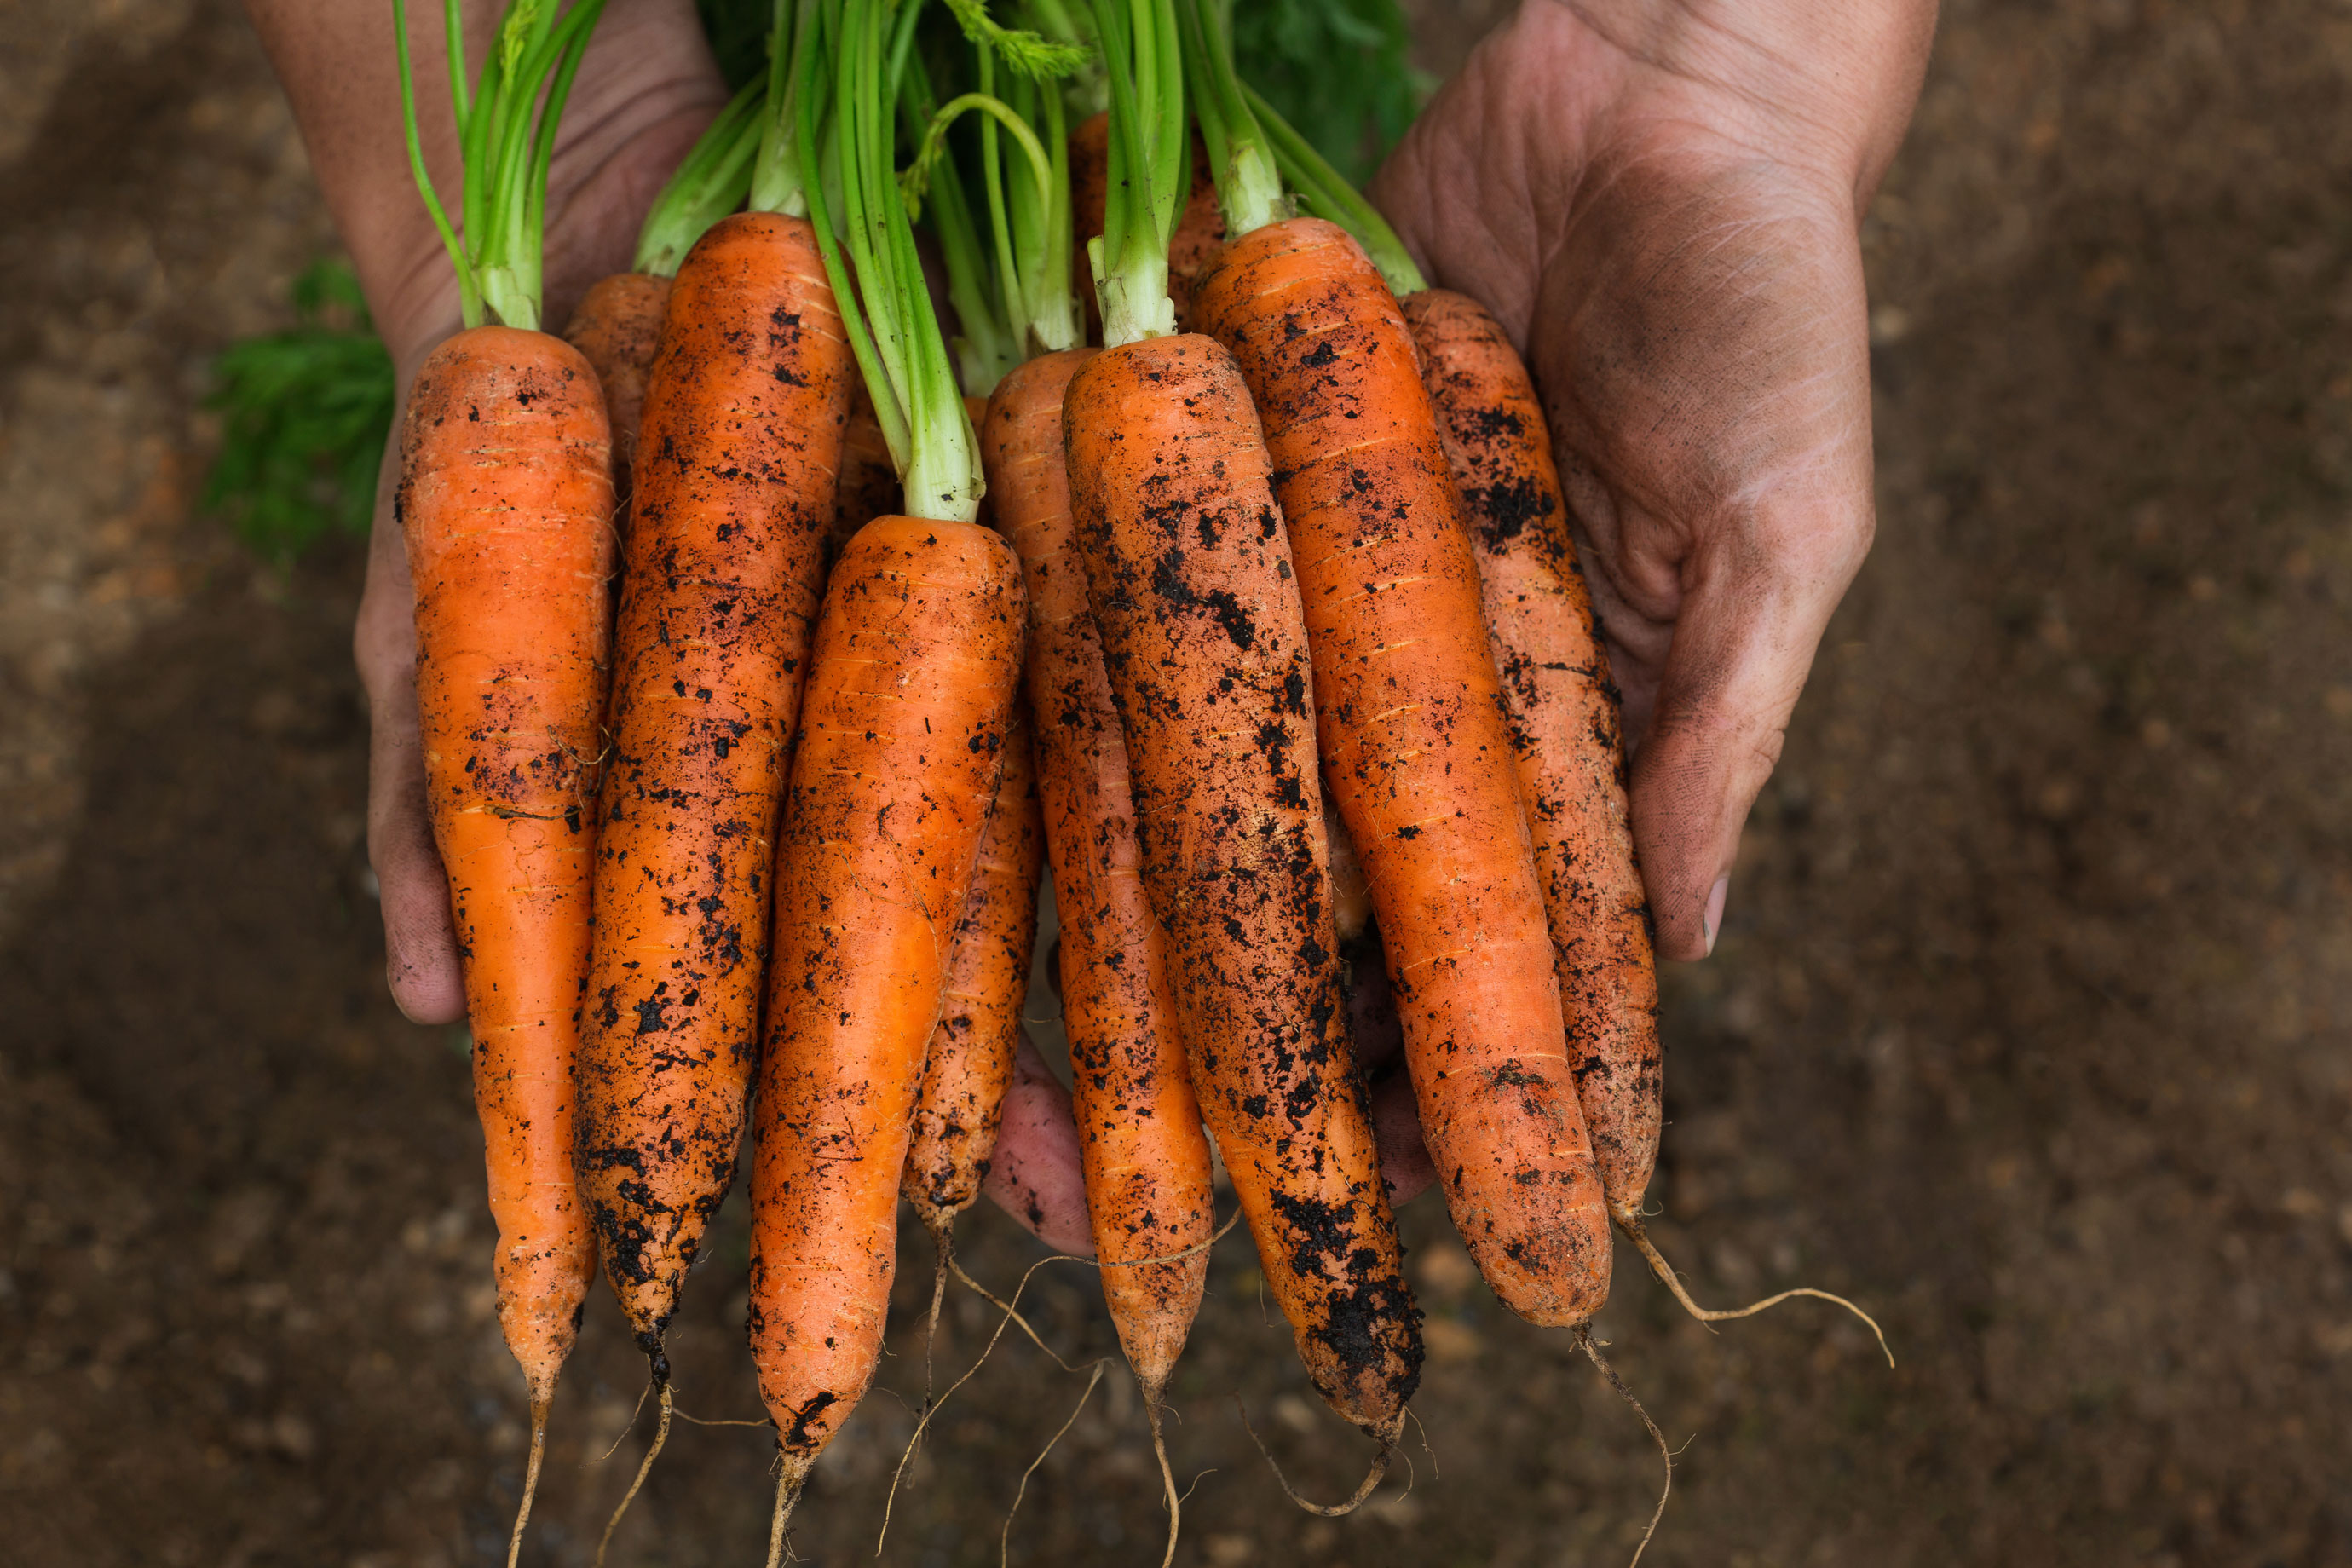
[390,1,1876,1560]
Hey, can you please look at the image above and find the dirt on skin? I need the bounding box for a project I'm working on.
[4,0,2352,1565]
[1064,332,1427,1438]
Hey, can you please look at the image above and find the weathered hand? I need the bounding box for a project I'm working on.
[249,0,728,1023]
[1372,0,1934,959]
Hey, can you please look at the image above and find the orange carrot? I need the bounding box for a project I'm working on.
[986,347,1217,1419]
[1402,288,1661,1224]
[1064,331,1421,1436]
[391,3,616,1555]
[400,321,611,1445]
[901,700,1045,1237]
[748,515,1026,1495]
[562,272,670,511]
[1192,213,1613,1328]
[574,210,852,1375]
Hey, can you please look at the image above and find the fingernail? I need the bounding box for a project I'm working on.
[1702,876,1729,957]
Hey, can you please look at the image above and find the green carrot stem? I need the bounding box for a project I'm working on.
[1177,0,1283,239]
[1087,0,1183,348]
[1241,82,1425,297]
[808,0,981,522]
[396,0,606,332]
[637,76,766,274]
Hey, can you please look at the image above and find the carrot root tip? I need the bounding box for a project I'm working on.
[592,1380,672,1568]
[505,1397,551,1568]
[1614,1211,1894,1368]
[764,1453,812,1568]
[634,1330,672,1388]
[1231,1394,1393,1518]
[1574,1327,1673,1568]
[1144,1389,1181,1568]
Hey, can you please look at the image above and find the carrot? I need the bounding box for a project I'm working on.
[574,95,854,1384]
[390,3,610,1560]
[562,272,670,508]
[1064,330,1424,1436]
[1066,0,1421,1457]
[1243,94,1667,1239]
[901,699,1045,1239]
[563,77,768,511]
[745,9,1034,1555]
[748,513,1025,1481]
[1069,108,1225,328]
[1185,6,1612,1327]
[1401,287,1661,1219]
[986,346,1217,1481]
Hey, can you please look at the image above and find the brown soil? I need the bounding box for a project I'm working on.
[5,1,2350,1564]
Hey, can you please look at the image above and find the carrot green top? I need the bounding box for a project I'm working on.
[905,2,1087,392]
[635,75,767,275]
[1176,0,1283,239]
[1087,0,1185,348]
[800,0,980,522]
[1242,82,1426,297]
[395,0,610,332]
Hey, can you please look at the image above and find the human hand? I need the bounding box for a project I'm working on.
[247,0,729,1022]
[1371,0,1935,960]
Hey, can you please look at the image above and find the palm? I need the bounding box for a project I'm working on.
[1372,0,1923,956]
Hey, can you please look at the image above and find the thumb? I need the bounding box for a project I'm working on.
[1629,503,1867,960]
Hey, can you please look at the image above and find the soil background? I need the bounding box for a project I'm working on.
[6,1,2352,1565]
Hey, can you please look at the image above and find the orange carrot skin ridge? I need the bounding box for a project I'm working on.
[562,271,672,513]
[399,325,614,1404]
[987,348,1216,1396]
[1064,334,1421,1432]
[574,211,852,1357]
[1195,218,1612,1327]
[1403,288,1663,1223]
[749,516,1027,1461]
[901,699,1045,1230]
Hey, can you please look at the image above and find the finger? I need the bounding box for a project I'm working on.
[356,424,466,1026]
[981,1029,1096,1258]
[1345,931,1402,1072]
[1369,1071,1435,1208]
[1629,493,1866,960]
[1525,159,1878,961]
[1341,936,1433,1204]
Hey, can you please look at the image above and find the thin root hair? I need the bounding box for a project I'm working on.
[1575,1326,1671,1568]
[1231,1394,1392,1517]
[1617,1212,1894,1367]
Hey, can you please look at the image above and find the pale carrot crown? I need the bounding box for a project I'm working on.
[394,0,609,332]
[1176,0,1286,240]
[1242,79,1427,297]
[1086,0,1185,348]
[799,0,986,522]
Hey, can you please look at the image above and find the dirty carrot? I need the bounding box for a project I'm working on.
[745,6,1029,1556]
[573,0,851,1409]
[390,1,610,1560]
[901,700,1045,1243]
[1403,288,1663,1216]
[1065,0,1421,1453]
[987,343,1219,1548]
[1185,0,1612,1327]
